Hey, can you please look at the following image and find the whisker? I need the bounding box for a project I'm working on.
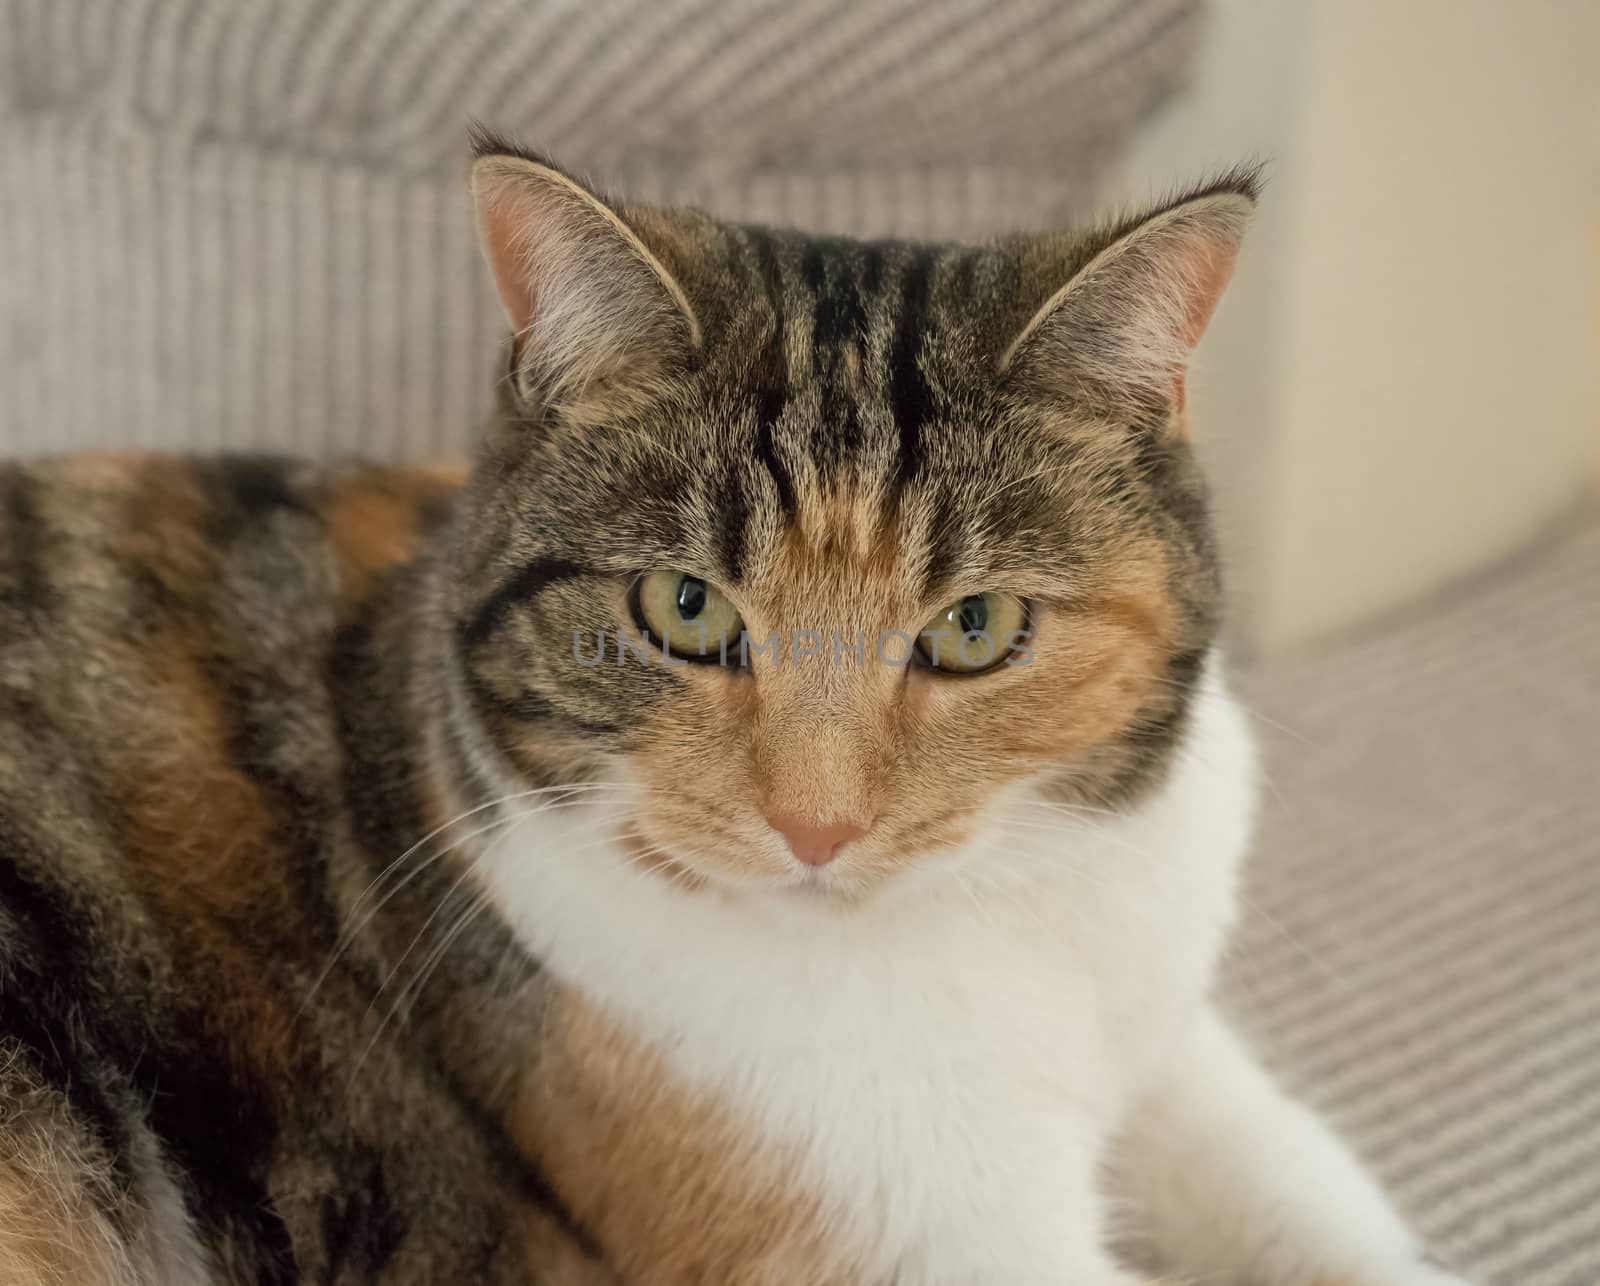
[366,803,605,1006]
[345,890,495,1086]
[387,889,497,1029]
[372,806,634,1010]
[1010,796,1122,821]
[347,815,542,1079]
[303,786,630,1012]
[299,810,524,1015]
[350,820,630,1080]
[340,782,629,929]
[985,821,1128,891]
[616,839,706,894]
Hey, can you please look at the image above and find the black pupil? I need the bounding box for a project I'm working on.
[957,595,988,635]
[676,577,708,621]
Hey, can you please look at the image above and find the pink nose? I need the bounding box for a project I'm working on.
[766,813,869,867]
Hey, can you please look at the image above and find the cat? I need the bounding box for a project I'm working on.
[0,130,1470,1285]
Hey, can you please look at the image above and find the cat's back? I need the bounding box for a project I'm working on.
[0,452,462,690]
[0,451,462,897]
[0,450,470,980]
[0,453,567,1286]
[0,450,460,771]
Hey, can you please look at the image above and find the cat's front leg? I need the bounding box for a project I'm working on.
[907,1139,1175,1286]
[1109,1004,1470,1286]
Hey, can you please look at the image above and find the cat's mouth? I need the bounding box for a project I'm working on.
[618,822,875,904]
[785,863,851,900]
[616,828,715,893]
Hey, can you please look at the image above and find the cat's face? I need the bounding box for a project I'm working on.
[450,139,1254,900]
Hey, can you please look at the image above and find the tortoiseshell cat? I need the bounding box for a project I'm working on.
[0,135,1467,1285]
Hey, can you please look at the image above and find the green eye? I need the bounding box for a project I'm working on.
[915,592,1028,674]
[633,572,744,662]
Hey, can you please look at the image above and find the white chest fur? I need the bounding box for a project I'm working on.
[481,675,1257,1281]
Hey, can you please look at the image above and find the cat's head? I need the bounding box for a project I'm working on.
[448,133,1255,900]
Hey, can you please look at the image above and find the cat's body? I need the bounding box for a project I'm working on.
[0,456,604,1284]
[0,139,1467,1285]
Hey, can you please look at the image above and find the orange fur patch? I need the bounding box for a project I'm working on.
[512,988,845,1285]
[118,642,301,1081]
[0,1088,133,1286]
[0,1167,127,1286]
[320,464,466,606]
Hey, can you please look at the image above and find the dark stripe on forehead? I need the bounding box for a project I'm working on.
[953,248,981,300]
[808,242,869,353]
[754,414,797,521]
[798,242,826,297]
[859,242,888,298]
[714,459,749,584]
[889,249,938,496]
[749,228,789,392]
[461,558,591,650]
[806,242,870,472]
[746,229,798,523]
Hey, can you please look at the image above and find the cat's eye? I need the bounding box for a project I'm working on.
[915,592,1028,675]
[632,572,744,663]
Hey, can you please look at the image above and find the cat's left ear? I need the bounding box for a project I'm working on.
[999,170,1259,423]
[470,134,702,418]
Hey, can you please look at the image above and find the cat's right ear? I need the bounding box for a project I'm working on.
[999,168,1259,425]
[470,135,701,418]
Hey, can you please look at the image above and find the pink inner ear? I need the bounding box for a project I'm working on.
[1172,235,1242,412]
[477,194,539,340]
[1180,237,1242,350]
